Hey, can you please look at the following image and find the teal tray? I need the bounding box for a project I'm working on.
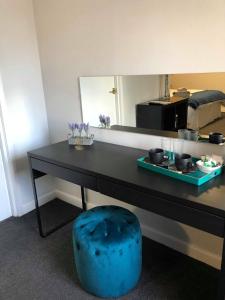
[137,155,223,186]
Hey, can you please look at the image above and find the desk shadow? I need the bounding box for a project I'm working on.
[130,206,217,300]
[136,237,217,300]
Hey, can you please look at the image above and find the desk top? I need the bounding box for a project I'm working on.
[28,141,225,218]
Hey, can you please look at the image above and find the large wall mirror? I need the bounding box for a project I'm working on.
[79,72,225,144]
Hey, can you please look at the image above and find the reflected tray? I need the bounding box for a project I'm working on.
[137,154,223,186]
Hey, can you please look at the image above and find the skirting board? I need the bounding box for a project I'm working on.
[55,189,221,269]
[21,191,56,216]
[140,223,221,270]
[55,189,82,208]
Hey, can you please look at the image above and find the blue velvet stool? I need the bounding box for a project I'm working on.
[72,205,142,298]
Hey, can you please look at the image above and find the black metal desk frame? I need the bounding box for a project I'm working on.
[28,141,225,300]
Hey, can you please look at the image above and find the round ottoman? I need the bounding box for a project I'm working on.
[72,205,142,298]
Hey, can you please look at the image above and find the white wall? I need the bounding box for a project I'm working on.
[0,77,12,220]
[0,0,54,216]
[171,72,225,92]
[33,0,225,141]
[0,145,11,221]
[33,0,225,268]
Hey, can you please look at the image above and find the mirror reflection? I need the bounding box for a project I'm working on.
[80,73,225,143]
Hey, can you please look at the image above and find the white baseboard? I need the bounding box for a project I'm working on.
[20,189,81,216]
[141,223,221,269]
[55,189,82,208]
[21,191,56,215]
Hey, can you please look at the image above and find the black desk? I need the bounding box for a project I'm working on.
[28,141,225,299]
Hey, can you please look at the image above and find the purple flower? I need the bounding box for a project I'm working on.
[78,123,85,135]
[83,123,89,133]
[105,116,110,127]
[68,122,75,131]
[68,122,79,135]
[99,114,107,125]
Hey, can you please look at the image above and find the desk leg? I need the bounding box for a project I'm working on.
[30,170,45,237]
[218,237,225,300]
[81,186,87,211]
[30,166,79,237]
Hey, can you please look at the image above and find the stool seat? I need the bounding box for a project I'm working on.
[73,205,142,298]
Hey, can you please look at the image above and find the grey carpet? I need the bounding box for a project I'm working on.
[0,199,218,300]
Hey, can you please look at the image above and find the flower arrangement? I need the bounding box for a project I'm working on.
[68,122,90,137]
[99,114,111,128]
[68,122,93,146]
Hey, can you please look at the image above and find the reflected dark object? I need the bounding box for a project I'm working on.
[149,148,164,165]
[175,154,192,171]
[136,96,188,131]
[209,132,224,144]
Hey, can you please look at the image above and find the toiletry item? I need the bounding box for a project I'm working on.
[189,129,199,141]
[178,129,187,140]
[173,88,190,98]
[178,129,198,141]
[149,148,164,165]
[175,154,192,171]
[209,132,224,144]
[196,156,221,173]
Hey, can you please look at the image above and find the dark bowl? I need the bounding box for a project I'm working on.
[209,132,224,144]
[149,148,164,165]
[175,153,192,171]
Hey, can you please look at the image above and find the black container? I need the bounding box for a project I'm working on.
[209,132,224,144]
[175,153,192,171]
[149,148,164,165]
